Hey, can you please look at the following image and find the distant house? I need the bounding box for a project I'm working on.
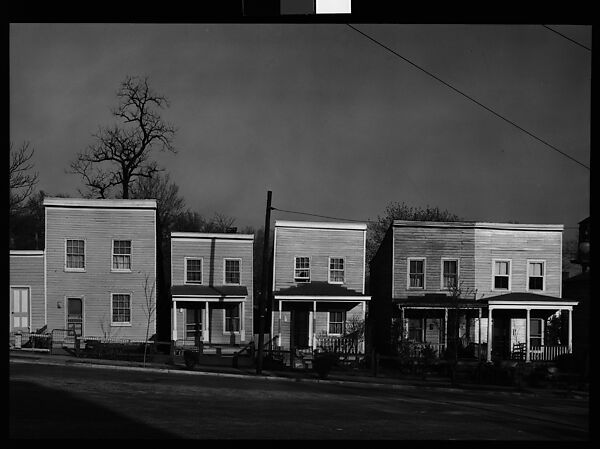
[169,232,254,348]
[43,197,157,340]
[370,221,578,362]
[271,221,370,355]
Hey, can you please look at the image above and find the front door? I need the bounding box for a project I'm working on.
[291,309,309,349]
[12,287,29,331]
[67,298,83,337]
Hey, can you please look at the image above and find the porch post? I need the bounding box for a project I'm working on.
[525,308,531,363]
[278,300,282,347]
[308,302,314,349]
[361,301,366,353]
[204,301,210,343]
[568,308,573,353]
[478,307,482,360]
[312,301,317,350]
[400,306,405,341]
[487,307,493,362]
[241,301,246,342]
[172,300,177,341]
[444,308,448,352]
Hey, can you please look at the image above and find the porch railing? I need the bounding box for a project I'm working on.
[408,343,446,358]
[512,343,570,361]
[315,336,360,354]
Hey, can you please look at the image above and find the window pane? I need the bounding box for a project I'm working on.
[410,260,423,274]
[530,262,543,276]
[66,240,85,268]
[186,259,202,283]
[112,294,131,323]
[529,277,543,290]
[225,259,241,284]
[495,261,508,275]
[494,276,509,289]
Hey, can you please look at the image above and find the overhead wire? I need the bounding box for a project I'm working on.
[346,24,590,171]
[542,25,592,52]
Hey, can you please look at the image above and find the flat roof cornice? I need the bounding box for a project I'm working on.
[170,232,254,240]
[392,220,563,232]
[43,197,157,209]
[275,220,367,230]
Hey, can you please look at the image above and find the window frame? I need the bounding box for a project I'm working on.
[407,257,426,290]
[328,257,345,284]
[440,258,459,290]
[223,258,242,286]
[110,293,132,327]
[224,304,241,334]
[294,256,311,283]
[529,318,544,347]
[184,257,203,285]
[111,239,132,272]
[327,310,346,336]
[526,259,546,292]
[492,259,512,291]
[64,238,86,272]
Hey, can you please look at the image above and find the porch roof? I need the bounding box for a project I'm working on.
[486,292,578,308]
[394,293,483,308]
[274,281,365,297]
[171,284,248,298]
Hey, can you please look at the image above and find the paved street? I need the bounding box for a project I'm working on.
[10,359,589,439]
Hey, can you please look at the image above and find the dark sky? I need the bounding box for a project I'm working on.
[9,24,590,241]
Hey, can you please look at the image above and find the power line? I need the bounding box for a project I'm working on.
[542,25,592,52]
[271,206,374,223]
[346,24,590,171]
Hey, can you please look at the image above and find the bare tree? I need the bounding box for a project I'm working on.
[142,273,157,367]
[10,142,39,214]
[69,75,176,199]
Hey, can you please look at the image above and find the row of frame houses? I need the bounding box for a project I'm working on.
[9,197,583,363]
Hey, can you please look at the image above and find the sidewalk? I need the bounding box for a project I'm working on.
[9,348,589,400]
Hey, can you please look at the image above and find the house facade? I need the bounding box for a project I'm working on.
[43,197,157,340]
[10,250,45,334]
[370,220,578,362]
[170,232,254,347]
[271,221,370,353]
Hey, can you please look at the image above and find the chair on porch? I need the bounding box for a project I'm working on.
[511,342,526,360]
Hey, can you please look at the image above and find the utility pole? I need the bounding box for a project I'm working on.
[256,190,272,374]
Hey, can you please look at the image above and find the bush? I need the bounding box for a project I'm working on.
[313,352,337,379]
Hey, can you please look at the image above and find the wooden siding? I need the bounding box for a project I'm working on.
[170,236,254,344]
[9,254,45,332]
[45,206,156,340]
[393,226,476,298]
[473,228,562,298]
[273,226,365,293]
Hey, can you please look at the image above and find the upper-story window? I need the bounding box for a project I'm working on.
[112,240,132,271]
[528,260,545,291]
[442,259,458,289]
[408,258,425,289]
[493,260,511,290]
[294,257,310,283]
[224,258,241,285]
[185,258,203,284]
[65,239,85,271]
[329,257,345,284]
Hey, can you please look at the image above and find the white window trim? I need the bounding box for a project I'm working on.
[184,257,203,285]
[64,295,85,335]
[223,305,241,335]
[526,259,546,292]
[327,309,346,336]
[440,258,460,290]
[407,257,426,290]
[328,256,346,284]
[110,292,132,327]
[64,238,86,272]
[111,239,132,273]
[294,256,311,283]
[223,258,242,285]
[492,259,512,292]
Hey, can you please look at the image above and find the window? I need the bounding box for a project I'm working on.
[493,260,511,290]
[294,257,310,283]
[528,261,545,291]
[224,259,241,285]
[112,240,131,271]
[407,318,424,342]
[66,239,85,270]
[530,319,543,347]
[329,257,345,284]
[225,305,240,333]
[185,309,203,340]
[185,258,203,284]
[442,259,458,289]
[408,258,425,289]
[111,294,131,325]
[329,311,346,335]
